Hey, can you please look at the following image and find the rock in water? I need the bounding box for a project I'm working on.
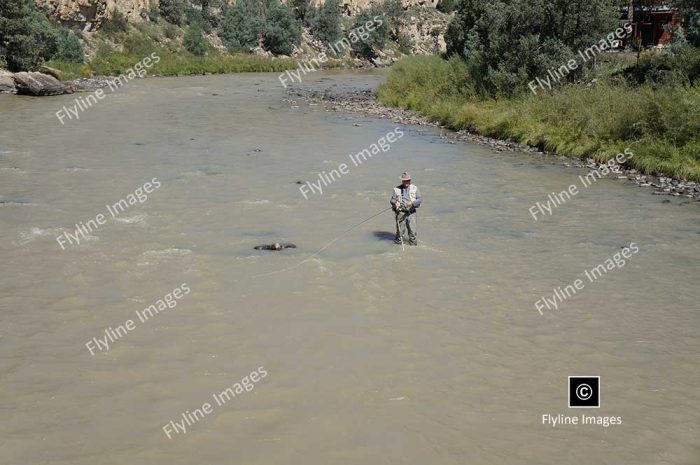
[254,243,297,251]
[0,70,15,94]
[12,72,73,96]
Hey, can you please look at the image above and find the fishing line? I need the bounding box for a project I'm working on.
[250,206,394,279]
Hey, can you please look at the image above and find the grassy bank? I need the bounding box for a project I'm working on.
[377,55,700,181]
[47,50,297,80]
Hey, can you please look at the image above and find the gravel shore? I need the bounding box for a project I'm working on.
[285,86,700,202]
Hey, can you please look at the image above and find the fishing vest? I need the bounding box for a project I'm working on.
[394,184,418,203]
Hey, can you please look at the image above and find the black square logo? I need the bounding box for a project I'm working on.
[568,376,600,408]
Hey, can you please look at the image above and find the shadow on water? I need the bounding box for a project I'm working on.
[372,231,396,242]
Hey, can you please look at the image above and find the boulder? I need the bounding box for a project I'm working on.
[0,70,15,94]
[39,65,65,80]
[12,72,73,96]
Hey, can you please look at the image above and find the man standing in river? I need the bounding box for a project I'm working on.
[391,172,422,246]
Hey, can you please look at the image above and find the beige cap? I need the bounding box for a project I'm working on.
[400,172,411,181]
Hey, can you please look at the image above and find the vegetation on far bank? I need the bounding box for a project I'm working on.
[1,0,415,79]
[378,0,700,181]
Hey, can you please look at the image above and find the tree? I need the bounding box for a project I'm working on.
[437,0,456,13]
[218,0,266,51]
[291,0,313,22]
[686,11,700,47]
[148,1,159,22]
[184,22,208,55]
[218,0,299,54]
[445,0,620,96]
[159,0,187,26]
[55,27,84,62]
[0,0,83,71]
[312,0,342,43]
[262,0,300,55]
[0,0,38,70]
[350,6,389,59]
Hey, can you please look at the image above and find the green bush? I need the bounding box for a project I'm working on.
[350,6,389,60]
[291,0,313,23]
[218,0,265,52]
[624,46,700,86]
[101,10,129,35]
[305,4,318,28]
[262,1,300,55]
[0,0,84,70]
[686,11,700,47]
[382,0,404,32]
[445,0,619,96]
[312,0,342,44]
[184,22,208,56]
[159,0,187,26]
[396,32,413,55]
[55,27,84,62]
[163,23,180,40]
[184,6,213,33]
[148,1,159,22]
[194,0,217,29]
[218,0,299,55]
[436,0,456,13]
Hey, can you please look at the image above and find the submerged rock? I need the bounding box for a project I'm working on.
[254,243,297,251]
[12,72,73,96]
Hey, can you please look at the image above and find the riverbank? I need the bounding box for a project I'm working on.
[47,52,299,81]
[375,56,700,184]
[286,85,700,201]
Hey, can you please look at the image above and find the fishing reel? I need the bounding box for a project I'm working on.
[395,203,412,213]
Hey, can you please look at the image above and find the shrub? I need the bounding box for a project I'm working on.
[218,0,265,52]
[686,11,700,47]
[382,0,404,31]
[623,46,700,86]
[444,0,619,96]
[350,6,389,60]
[262,0,300,55]
[159,0,187,26]
[163,23,180,40]
[0,0,85,70]
[436,0,456,13]
[312,0,342,43]
[194,0,217,29]
[148,1,159,22]
[396,31,413,54]
[291,0,313,23]
[101,10,129,34]
[184,6,213,33]
[305,4,318,28]
[55,27,84,62]
[184,22,208,55]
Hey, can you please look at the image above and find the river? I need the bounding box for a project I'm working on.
[1,70,699,464]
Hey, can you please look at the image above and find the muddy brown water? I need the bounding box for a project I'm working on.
[1,70,699,464]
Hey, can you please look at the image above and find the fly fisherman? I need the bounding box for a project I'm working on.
[391,172,422,246]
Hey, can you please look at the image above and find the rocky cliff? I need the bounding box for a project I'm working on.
[36,0,441,28]
[310,0,438,16]
[36,0,151,30]
[33,0,449,60]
